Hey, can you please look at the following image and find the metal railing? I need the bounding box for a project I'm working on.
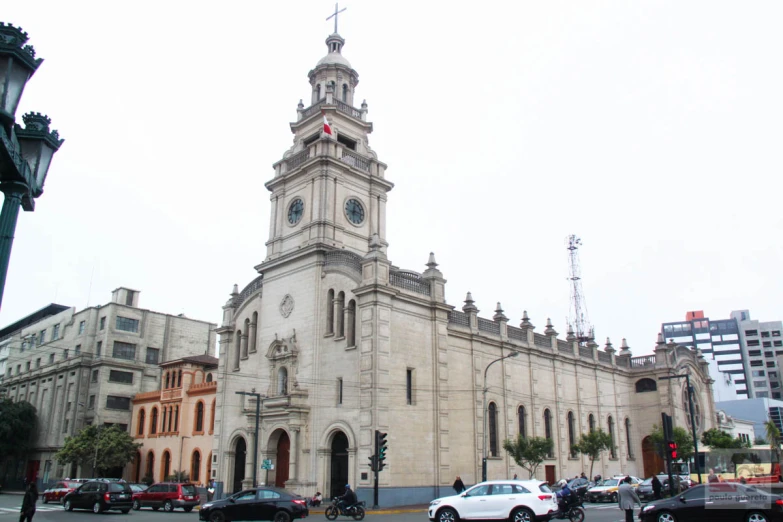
[324,250,362,274]
[234,276,263,309]
[448,311,470,327]
[477,318,500,335]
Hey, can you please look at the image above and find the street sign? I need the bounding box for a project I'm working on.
[261,459,273,470]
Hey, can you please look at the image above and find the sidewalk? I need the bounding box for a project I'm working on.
[309,504,429,515]
[0,491,24,495]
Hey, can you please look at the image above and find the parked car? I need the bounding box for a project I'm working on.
[62,480,133,514]
[640,482,783,522]
[637,478,655,501]
[428,479,558,522]
[566,478,590,499]
[42,481,82,504]
[199,486,309,522]
[585,476,642,503]
[132,482,200,512]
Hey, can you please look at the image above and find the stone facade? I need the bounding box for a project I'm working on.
[129,355,218,485]
[0,288,216,488]
[210,30,717,506]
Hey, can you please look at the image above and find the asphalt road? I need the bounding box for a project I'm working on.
[0,494,635,522]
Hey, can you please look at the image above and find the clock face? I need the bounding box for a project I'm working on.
[344,198,365,225]
[288,198,304,225]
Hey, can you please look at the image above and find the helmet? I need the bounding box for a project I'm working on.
[345,484,351,489]
[557,479,567,487]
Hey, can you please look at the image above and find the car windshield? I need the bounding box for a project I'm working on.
[181,485,197,495]
[640,478,652,485]
[601,479,619,487]
[66,482,81,488]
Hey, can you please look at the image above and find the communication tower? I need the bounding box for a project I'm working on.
[567,235,593,344]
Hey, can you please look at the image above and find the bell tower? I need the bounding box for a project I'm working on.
[263,25,392,266]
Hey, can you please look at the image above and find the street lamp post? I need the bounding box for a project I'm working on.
[482,351,520,482]
[0,23,64,310]
[179,436,191,482]
[236,391,262,487]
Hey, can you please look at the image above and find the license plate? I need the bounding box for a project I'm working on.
[185,496,192,499]
[118,494,128,499]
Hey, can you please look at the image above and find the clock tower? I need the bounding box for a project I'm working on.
[262,29,392,268]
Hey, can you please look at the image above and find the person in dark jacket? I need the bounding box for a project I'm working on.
[453,476,466,494]
[337,484,357,512]
[651,475,663,500]
[19,482,38,522]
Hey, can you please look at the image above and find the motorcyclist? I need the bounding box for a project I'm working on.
[555,479,572,513]
[337,484,357,513]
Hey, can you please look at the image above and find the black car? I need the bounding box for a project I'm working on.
[637,478,655,501]
[640,482,783,522]
[63,480,133,514]
[199,486,309,522]
[567,478,590,499]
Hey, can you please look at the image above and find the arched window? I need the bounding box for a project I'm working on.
[342,84,348,102]
[326,289,334,335]
[195,402,204,432]
[567,411,576,458]
[635,378,657,393]
[161,408,168,434]
[174,406,179,432]
[346,299,357,347]
[145,451,154,480]
[544,409,553,457]
[206,373,213,383]
[250,312,258,354]
[608,416,616,458]
[150,407,158,435]
[191,450,201,483]
[164,372,170,389]
[162,450,171,480]
[518,406,526,438]
[488,402,498,457]
[588,414,595,432]
[234,331,241,370]
[177,370,182,388]
[625,418,633,458]
[138,409,145,436]
[278,367,288,395]
[336,291,345,337]
[210,400,216,433]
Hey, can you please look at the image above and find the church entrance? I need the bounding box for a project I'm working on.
[276,431,290,487]
[233,437,247,493]
[544,465,556,486]
[642,436,664,478]
[330,432,349,498]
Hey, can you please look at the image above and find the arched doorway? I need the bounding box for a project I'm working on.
[330,432,349,498]
[233,438,247,493]
[134,451,142,483]
[642,436,664,478]
[276,432,290,487]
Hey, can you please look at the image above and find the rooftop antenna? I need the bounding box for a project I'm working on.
[567,235,593,344]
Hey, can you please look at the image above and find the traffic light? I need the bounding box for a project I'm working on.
[367,455,377,472]
[667,440,678,460]
[375,430,388,472]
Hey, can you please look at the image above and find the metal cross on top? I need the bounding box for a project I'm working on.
[326,3,347,34]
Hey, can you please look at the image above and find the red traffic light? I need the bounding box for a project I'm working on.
[667,441,678,460]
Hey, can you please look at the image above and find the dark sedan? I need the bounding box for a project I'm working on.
[63,480,133,514]
[199,486,309,522]
[640,483,783,522]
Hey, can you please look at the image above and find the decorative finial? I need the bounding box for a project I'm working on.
[361,99,367,109]
[232,284,239,295]
[520,310,533,330]
[657,332,665,345]
[619,338,631,355]
[298,99,304,109]
[462,292,478,313]
[566,325,576,342]
[427,252,438,269]
[544,318,557,336]
[666,338,677,349]
[604,337,614,353]
[493,302,507,322]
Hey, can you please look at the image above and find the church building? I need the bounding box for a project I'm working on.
[210,25,716,506]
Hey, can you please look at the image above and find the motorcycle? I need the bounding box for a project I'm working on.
[551,494,585,522]
[325,498,366,521]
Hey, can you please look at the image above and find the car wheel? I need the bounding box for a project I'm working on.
[184,506,194,512]
[121,509,130,514]
[210,511,226,522]
[352,506,365,521]
[132,500,141,511]
[164,500,174,512]
[610,492,618,503]
[511,507,534,522]
[275,511,292,522]
[64,500,73,512]
[437,507,458,522]
[93,502,104,514]
[656,511,677,522]
[325,506,339,521]
[747,512,770,522]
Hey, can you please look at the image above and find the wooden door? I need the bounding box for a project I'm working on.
[276,432,290,487]
[545,465,556,485]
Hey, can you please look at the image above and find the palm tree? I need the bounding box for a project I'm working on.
[765,420,781,472]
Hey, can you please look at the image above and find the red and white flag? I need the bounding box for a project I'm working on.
[322,110,332,135]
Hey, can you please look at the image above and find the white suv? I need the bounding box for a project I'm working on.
[429,480,558,522]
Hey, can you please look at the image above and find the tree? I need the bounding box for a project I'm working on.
[0,398,37,464]
[754,436,768,446]
[765,420,781,464]
[502,435,554,479]
[55,425,141,476]
[701,428,751,478]
[649,424,695,461]
[572,429,614,479]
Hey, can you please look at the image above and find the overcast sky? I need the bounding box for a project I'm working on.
[3,1,782,356]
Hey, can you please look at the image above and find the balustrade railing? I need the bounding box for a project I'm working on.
[286,148,311,172]
[533,333,550,348]
[579,345,593,359]
[448,311,470,327]
[389,269,431,296]
[334,99,363,119]
[507,326,526,342]
[324,250,362,274]
[477,318,500,335]
[300,98,326,119]
[630,355,656,368]
[341,149,370,172]
[557,340,572,354]
[597,351,613,364]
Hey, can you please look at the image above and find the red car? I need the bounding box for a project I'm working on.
[42,481,82,504]
[132,482,200,512]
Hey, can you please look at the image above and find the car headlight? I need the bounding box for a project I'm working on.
[430,500,442,507]
[642,505,655,512]
[202,503,213,509]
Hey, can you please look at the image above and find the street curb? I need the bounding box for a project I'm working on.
[310,508,428,515]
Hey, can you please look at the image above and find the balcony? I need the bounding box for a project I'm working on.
[188,381,217,395]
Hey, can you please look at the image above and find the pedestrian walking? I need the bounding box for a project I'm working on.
[453,476,465,494]
[617,476,641,522]
[19,482,38,522]
[651,475,663,500]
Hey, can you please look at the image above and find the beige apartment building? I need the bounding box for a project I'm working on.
[209,27,717,507]
[129,354,217,485]
[0,287,216,488]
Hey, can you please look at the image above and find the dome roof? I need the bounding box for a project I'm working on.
[317,52,352,68]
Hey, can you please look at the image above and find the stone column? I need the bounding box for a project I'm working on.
[344,305,355,347]
[242,455,253,489]
[289,427,299,484]
[249,320,257,354]
[241,332,249,360]
[334,296,345,338]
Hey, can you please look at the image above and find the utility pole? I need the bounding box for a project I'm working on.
[660,373,702,484]
[179,436,191,481]
[482,351,519,482]
[236,391,262,487]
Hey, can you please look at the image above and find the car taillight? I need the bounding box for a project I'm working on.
[104,493,110,502]
[538,495,552,501]
[293,499,306,505]
[776,499,783,506]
